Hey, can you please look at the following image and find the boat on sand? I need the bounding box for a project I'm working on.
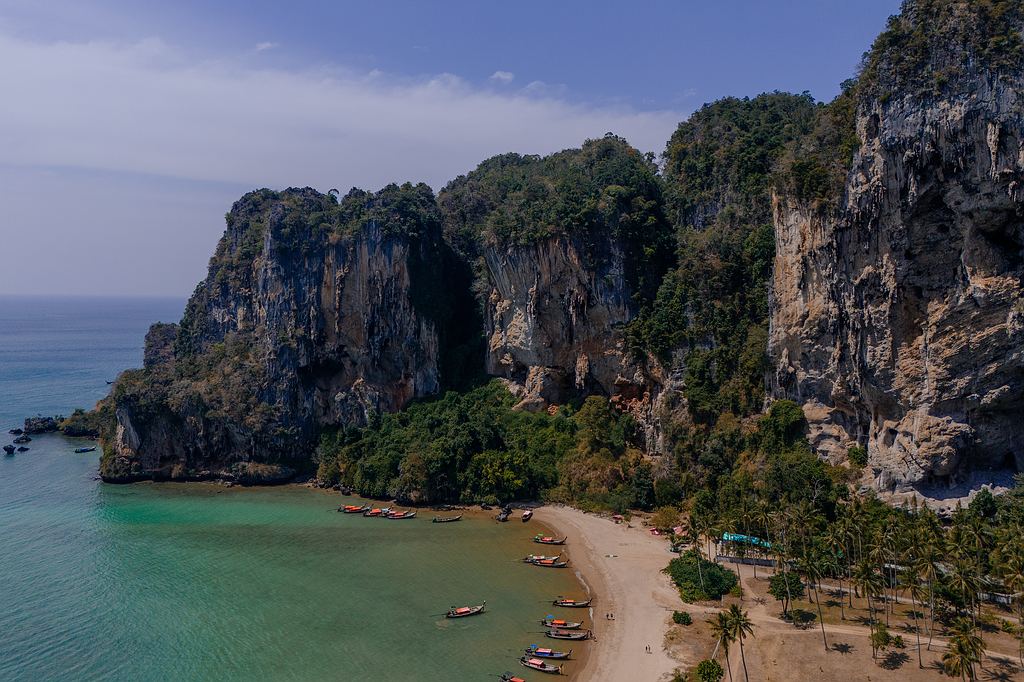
[540,617,584,629]
[520,656,562,674]
[530,558,568,568]
[552,597,592,608]
[525,644,572,659]
[546,628,591,640]
[522,554,561,563]
[532,534,566,545]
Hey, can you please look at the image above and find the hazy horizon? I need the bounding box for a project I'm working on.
[0,0,901,297]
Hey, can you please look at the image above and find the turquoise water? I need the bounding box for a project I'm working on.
[0,298,581,680]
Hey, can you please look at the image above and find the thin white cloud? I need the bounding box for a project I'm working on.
[254,41,278,52]
[0,33,683,191]
[489,70,514,83]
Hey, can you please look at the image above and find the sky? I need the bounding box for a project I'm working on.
[0,0,902,297]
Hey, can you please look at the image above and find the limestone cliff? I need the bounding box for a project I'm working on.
[439,136,671,416]
[769,7,1024,489]
[103,185,449,482]
[481,235,645,409]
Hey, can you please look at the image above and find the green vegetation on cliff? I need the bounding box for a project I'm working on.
[627,93,818,421]
[858,0,1024,99]
[440,134,673,302]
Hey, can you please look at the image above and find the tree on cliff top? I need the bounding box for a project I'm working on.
[858,0,1024,100]
[438,134,673,304]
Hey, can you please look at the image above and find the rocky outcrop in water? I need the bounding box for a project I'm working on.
[769,41,1024,488]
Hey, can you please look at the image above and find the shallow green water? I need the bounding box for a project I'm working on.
[0,434,582,681]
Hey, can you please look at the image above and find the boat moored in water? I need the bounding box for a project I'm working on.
[532,535,567,545]
[553,597,592,608]
[530,558,568,568]
[525,645,572,659]
[339,504,370,514]
[540,617,584,629]
[432,514,463,523]
[386,510,417,519]
[520,656,562,674]
[546,628,591,640]
[499,673,527,682]
[363,508,384,517]
[445,601,486,618]
[74,446,96,453]
[522,554,561,563]
[521,510,533,522]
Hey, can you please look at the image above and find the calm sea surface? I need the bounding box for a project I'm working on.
[0,297,580,681]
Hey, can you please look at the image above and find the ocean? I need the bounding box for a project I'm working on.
[0,297,581,681]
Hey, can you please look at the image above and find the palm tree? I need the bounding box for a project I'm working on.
[949,557,982,625]
[899,563,927,669]
[854,560,885,627]
[945,618,983,681]
[754,502,777,575]
[688,515,708,594]
[942,638,973,681]
[726,604,755,682]
[737,500,758,579]
[824,522,849,619]
[914,510,943,649]
[800,547,829,650]
[709,610,735,682]
[997,552,1024,625]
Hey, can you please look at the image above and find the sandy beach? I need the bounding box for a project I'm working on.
[535,505,684,682]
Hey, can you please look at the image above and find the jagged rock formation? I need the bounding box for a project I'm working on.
[103,185,450,481]
[769,3,1024,489]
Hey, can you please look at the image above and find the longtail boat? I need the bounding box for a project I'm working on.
[432,514,463,523]
[499,673,527,682]
[520,656,562,674]
[552,597,592,608]
[525,645,572,660]
[387,510,416,519]
[521,509,534,522]
[530,558,568,568]
[339,504,370,514]
[445,601,485,618]
[540,617,584,629]
[522,554,561,563]
[532,534,567,545]
[546,628,591,641]
[363,508,384,517]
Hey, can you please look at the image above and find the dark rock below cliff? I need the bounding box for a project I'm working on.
[24,416,58,434]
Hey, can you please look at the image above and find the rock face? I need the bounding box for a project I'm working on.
[23,416,59,434]
[103,186,448,482]
[481,235,644,410]
[769,71,1024,489]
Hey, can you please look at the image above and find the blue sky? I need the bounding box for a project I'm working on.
[0,0,901,296]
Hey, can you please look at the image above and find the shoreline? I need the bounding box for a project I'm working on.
[534,505,683,682]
